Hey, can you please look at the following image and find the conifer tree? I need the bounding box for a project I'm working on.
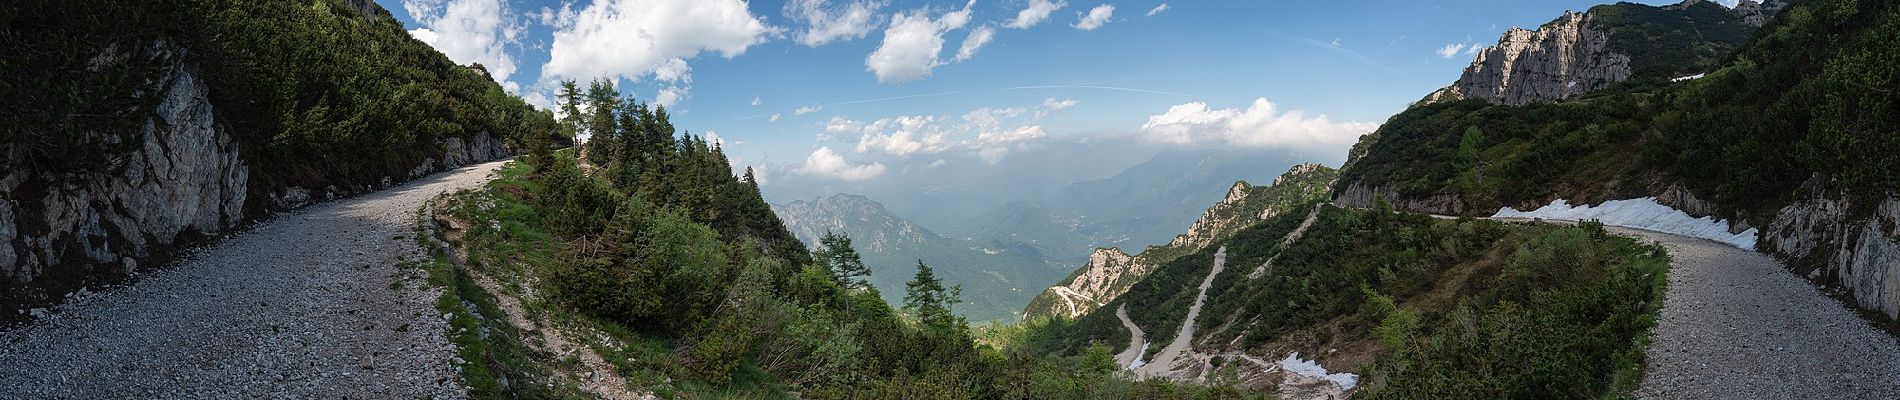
[816,231,870,289]
[904,260,959,327]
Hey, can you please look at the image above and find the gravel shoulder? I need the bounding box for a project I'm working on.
[1620,225,1900,399]
[0,160,509,399]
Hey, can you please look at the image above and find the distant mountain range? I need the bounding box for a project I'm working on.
[772,193,1071,322]
[771,148,1314,321]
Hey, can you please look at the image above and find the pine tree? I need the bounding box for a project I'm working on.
[904,260,960,327]
[584,78,621,163]
[816,231,870,290]
[556,80,584,140]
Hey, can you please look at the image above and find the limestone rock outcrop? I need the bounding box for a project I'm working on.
[0,53,247,309]
[1426,11,1630,106]
[1764,190,1900,318]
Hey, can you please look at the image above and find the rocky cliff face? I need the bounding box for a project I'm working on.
[1,53,247,310]
[1426,11,1630,106]
[1733,0,1792,27]
[1025,164,1337,319]
[1764,190,1900,319]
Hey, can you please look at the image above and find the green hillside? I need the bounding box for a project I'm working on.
[1031,203,1669,398]
[1343,0,1899,223]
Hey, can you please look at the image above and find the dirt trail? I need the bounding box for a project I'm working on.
[0,160,511,399]
[1133,246,1226,378]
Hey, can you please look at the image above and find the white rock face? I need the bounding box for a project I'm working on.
[1765,195,1900,318]
[1433,11,1631,106]
[1,61,249,290]
[1493,198,1759,249]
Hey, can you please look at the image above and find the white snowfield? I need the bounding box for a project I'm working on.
[1492,198,1758,249]
[1277,352,1358,391]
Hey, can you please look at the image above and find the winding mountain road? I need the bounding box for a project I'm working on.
[1132,246,1226,378]
[0,160,509,399]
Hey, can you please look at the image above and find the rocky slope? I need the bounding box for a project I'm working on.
[1023,164,1336,319]
[1420,0,1771,106]
[1,1,530,322]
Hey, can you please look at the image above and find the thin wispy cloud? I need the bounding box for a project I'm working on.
[1264,29,1405,75]
[1146,3,1170,16]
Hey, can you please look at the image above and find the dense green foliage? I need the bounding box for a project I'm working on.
[1356,220,1669,398]
[0,2,179,182]
[1591,1,1754,79]
[1343,0,1900,223]
[2,0,562,210]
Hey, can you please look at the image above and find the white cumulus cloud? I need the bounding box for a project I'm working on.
[785,0,887,46]
[955,26,995,62]
[1146,3,1170,16]
[1006,0,1067,29]
[1037,97,1078,118]
[795,105,824,115]
[1073,4,1114,30]
[750,96,762,106]
[655,86,685,108]
[542,0,771,84]
[1140,98,1377,150]
[865,4,973,83]
[1436,43,1467,59]
[797,147,887,181]
[854,115,952,156]
[404,0,522,88]
[768,113,783,123]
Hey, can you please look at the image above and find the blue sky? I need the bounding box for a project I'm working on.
[380,0,1708,186]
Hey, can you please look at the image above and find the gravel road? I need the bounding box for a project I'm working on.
[1134,246,1226,379]
[0,160,509,399]
[1614,226,1900,399]
[1114,304,1147,369]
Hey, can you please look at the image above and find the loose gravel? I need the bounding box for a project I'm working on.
[1623,226,1900,399]
[0,160,509,399]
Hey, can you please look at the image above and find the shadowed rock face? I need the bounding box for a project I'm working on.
[1,53,248,311]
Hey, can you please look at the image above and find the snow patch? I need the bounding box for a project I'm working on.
[1127,340,1151,370]
[1277,352,1357,390]
[1492,198,1757,249]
